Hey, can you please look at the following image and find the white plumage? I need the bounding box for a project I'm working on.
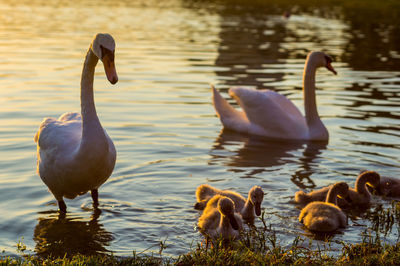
[35,33,118,212]
[212,51,337,141]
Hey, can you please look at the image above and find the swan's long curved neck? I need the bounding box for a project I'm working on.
[219,214,230,227]
[219,214,232,235]
[326,188,338,205]
[355,175,372,197]
[81,49,99,121]
[241,199,253,217]
[302,57,328,140]
[79,48,107,153]
[303,59,320,126]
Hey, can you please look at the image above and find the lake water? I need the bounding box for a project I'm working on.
[0,0,399,258]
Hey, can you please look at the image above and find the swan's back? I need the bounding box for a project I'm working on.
[299,202,346,232]
[295,186,330,204]
[198,195,224,233]
[198,195,242,239]
[35,111,115,200]
[195,184,246,212]
[299,182,348,232]
[35,113,82,195]
[35,113,82,152]
[294,186,350,208]
[228,87,308,139]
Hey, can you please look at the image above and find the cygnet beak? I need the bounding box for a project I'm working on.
[255,202,262,216]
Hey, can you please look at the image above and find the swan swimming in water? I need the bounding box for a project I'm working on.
[34,33,118,213]
[198,195,243,241]
[377,176,400,197]
[194,184,264,224]
[295,171,380,208]
[299,182,348,233]
[295,184,349,207]
[212,51,337,141]
[360,170,399,198]
[346,171,380,207]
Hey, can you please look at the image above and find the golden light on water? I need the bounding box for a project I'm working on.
[0,0,399,258]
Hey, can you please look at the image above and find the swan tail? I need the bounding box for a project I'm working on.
[194,200,208,210]
[34,131,39,143]
[196,184,217,201]
[309,217,336,232]
[211,85,249,133]
[34,118,57,144]
[294,191,312,204]
[59,112,81,122]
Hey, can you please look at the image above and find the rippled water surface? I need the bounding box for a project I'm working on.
[0,0,399,258]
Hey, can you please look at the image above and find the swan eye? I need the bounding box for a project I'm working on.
[100,45,115,62]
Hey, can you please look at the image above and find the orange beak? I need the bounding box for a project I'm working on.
[325,62,337,75]
[102,52,118,85]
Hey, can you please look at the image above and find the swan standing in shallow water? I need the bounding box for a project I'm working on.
[194,184,264,224]
[34,33,118,212]
[299,182,348,233]
[198,195,243,241]
[212,51,337,141]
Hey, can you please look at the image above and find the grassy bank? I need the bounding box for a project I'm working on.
[2,237,400,265]
[3,218,400,265]
[3,203,400,265]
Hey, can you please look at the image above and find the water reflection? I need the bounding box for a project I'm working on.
[209,130,326,185]
[0,0,398,257]
[33,209,113,258]
[291,141,327,189]
[214,9,287,89]
[210,129,302,169]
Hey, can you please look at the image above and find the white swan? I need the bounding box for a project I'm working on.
[299,182,348,233]
[198,195,243,240]
[212,51,337,141]
[194,184,264,223]
[34,33,118,212]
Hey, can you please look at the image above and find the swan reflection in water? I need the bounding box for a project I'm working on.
[290,140,328,190]
[33,209,113,258]
[209,129,327,188]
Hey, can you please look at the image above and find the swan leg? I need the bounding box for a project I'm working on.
[205,237,210,250]
[58,200,67,213]
[91,189,99,207]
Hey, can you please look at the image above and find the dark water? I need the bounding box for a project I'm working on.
[0,0,399,258]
